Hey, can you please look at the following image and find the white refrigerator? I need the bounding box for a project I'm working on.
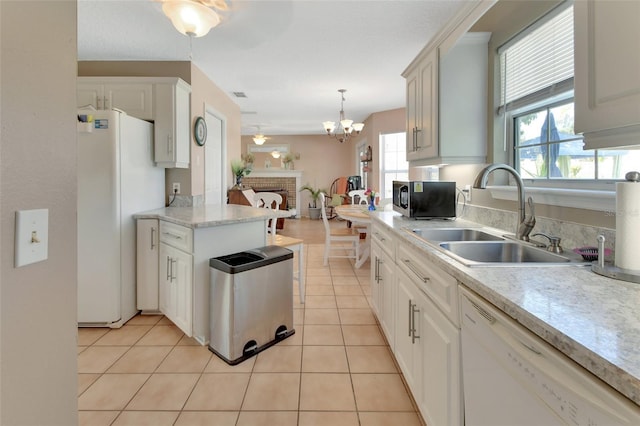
[77,109,165,326]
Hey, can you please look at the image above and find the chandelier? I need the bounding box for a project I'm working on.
[322,89,364,143]
[161,0,227,38]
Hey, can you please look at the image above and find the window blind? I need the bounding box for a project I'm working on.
[499,4,574,112]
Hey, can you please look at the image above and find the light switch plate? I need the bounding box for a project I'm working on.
[15,209,49,267]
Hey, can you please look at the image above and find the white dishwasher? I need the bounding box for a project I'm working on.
[460,286,640,426]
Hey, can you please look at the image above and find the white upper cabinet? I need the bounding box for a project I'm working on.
[154,79,191,169]
[77,76,192,169]
[78,78,154,120]
[406,49,438,161]
[574,0,640,149]
[402,0,495,166]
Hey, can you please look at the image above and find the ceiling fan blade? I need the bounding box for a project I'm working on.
[199,0,229,11]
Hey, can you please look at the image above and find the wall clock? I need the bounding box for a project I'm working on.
[194,116,207,146]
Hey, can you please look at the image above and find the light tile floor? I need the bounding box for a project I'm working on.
[78,218,423,426]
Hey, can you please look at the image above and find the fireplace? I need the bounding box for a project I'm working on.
[242,169,303,218]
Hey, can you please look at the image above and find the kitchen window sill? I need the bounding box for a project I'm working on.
[486,185,616,212]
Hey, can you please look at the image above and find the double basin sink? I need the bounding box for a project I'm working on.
[411,228,585,267]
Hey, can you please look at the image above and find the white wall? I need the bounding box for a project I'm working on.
[1,1,78,424]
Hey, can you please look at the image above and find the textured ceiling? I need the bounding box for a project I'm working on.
[78,0,468,136]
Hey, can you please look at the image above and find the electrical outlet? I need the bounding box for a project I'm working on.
[172,183,180,194]
[463,184,472,202]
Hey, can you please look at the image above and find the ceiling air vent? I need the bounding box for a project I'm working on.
[233,92,247,98]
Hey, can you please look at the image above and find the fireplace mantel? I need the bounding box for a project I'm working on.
[244,169,303,217]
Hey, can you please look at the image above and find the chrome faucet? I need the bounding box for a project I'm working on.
[473,163,536,241]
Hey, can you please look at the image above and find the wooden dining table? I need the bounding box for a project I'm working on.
[334,204,372,268]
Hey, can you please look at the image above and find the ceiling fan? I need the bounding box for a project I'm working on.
[157,0,230,37]
[252,125,271,145]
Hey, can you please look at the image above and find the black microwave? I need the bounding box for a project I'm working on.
[392,181,456,219]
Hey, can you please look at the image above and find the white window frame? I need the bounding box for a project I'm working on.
[379,131,408,199]
[492,1,618,211]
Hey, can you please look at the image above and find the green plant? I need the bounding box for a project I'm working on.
[300,184,326,208]
[231,159,251,178]
[283,153,294,164]
[241,152,255,164]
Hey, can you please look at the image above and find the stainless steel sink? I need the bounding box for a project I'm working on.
[438,241,576,266]
[412,228,504,242]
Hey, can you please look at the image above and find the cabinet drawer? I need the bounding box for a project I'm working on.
[159,221,193,253]
[371,224,395,260]
[397,242,459,327]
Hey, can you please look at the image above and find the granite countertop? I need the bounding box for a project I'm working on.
[371,211,640,406]
[134,204,291,229]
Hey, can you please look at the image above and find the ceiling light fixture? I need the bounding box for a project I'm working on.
[322,89,364,143]
[252,125,270,145]
[161,0,222,38]
[271,151,281,159]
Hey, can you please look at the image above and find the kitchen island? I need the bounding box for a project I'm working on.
[371,210,640,410]
[134,204,291,344]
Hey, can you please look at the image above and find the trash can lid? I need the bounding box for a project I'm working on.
[209,245,293,274]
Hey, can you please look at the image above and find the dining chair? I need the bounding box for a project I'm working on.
[348,189,368,206]
[320,193,361,266]
[254,192,305,304]
[254,192,282,234]
[347,189,369,235]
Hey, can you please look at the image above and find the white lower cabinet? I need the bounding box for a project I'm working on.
[159,243,193,336]
[394,268,424,394]
[391,234,462,426]
[158,221,193,336]
[371,226,396,346]
[136,219,159,311]
[417,285,461,426]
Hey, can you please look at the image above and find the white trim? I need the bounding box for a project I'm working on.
[486,185,615,211]
[204,104,227,206]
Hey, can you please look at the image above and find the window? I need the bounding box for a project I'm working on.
[379,132,408,198]
[501,4,639,182]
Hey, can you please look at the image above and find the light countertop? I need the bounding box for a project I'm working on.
[134,205,291,229]
[372,211,640,406]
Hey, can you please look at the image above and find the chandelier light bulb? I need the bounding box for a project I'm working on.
[322,89,364,143]
[323,121,336,134]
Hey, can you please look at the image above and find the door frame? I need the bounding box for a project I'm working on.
[204,104,227,205]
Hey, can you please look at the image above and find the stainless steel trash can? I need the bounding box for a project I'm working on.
[208,245,294,365]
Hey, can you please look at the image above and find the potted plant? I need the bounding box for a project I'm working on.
[231,159,251,188]
[241,152,255,169]
[300,184,326,220]
[282,153,294,170]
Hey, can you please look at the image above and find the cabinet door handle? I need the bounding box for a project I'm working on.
[166,255,171,280]
[167,135,173,155]
[162,231,183,240]
[170,258,177,282]
[151,227,156,250]
[411,303,420,344]
[374,256,378,282]
[104,96,109,110]
[408,300,413,337]
[402,258,430,283]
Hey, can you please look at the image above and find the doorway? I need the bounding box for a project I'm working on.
[204,107,227,205]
